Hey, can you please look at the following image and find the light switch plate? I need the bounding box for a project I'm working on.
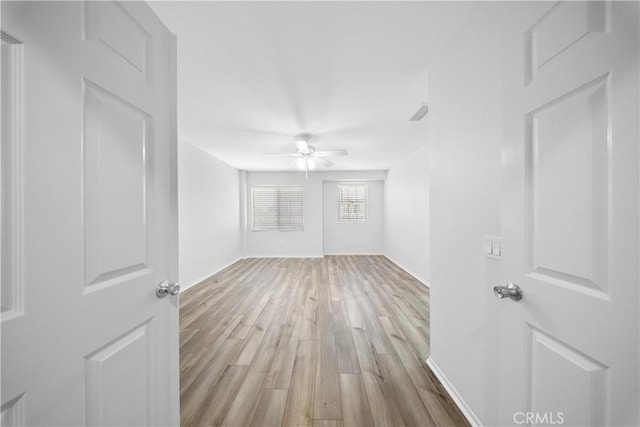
[492,240,501,256]
[484,236,501,260]
[484,238,493,255]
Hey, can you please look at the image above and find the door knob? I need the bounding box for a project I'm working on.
[493,283,522,301]
[156,281,180,298]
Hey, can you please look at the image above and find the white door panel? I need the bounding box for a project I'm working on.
[1,32,24,322]
[499,2,638,426]
[1,2,178,425]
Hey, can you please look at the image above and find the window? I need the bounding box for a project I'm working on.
[252,187,303,231]
[339,184,368,222]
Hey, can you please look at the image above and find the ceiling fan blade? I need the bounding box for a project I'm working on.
[314,149,348,157]
[294,139,309,152]
[262,152,300,156]
[314,157,333,167]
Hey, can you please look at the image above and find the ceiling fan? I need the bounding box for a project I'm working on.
[263,133,348,177]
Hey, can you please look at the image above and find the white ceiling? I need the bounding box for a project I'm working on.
[149,1,475,171]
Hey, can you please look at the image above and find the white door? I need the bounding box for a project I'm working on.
[1,2,179,425]
[498,2,639,426]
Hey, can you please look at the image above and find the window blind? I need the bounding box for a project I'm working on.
[252,187,304,231]
[338,184,368,222]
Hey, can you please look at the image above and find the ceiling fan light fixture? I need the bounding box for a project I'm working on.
[307,159,316,170]
[263,133,348,175]
[295,158,306,170]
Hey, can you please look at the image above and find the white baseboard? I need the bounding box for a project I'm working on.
[247,255,325,259]
[426,357,483,427]
[383,255,430,288]
[323,252,384,256]
[179,258,243,293]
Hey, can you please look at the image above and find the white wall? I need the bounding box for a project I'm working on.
[244,170,386,257]
[425,4,520,425]
[323,180,384,255]
[179,142,242,290]
[384,145,429,285]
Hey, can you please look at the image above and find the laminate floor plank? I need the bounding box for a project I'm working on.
[187,365,248,427]
[264,308,301,389]
[180,315,244,396]
[331,301,360,374]
[380,316,458,427]
[313,311,342,420]
[314,420,344,427]
[252,389,289,427]
[180,338,244,426]
[224,317,290,426]
[300,289,319,340]
[283,340,317,426]
[180,256,469,427]
[379,352,436,427]
[339,374,374,427]
[361,371,406,427]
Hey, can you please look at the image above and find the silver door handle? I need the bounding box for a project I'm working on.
[156,281,180,298]
[493,283,522,301]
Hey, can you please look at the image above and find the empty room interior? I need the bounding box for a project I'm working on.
[1,1,639,426]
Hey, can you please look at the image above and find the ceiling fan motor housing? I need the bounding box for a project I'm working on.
[262,133,347,171]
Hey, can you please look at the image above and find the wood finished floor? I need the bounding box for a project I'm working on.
[180,256,469,427]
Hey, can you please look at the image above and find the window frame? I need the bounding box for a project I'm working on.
[251,186,304,232]
[338,183,368,222]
